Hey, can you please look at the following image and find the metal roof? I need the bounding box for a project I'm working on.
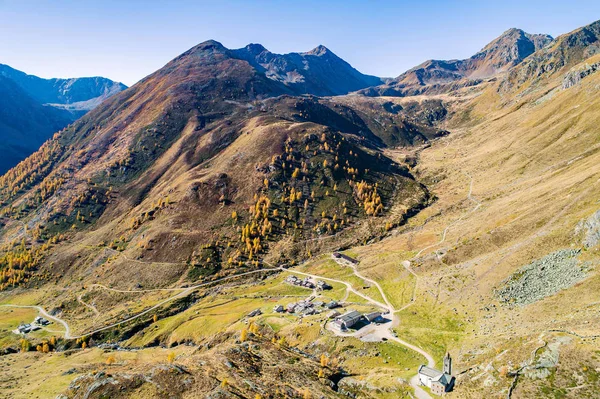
[364,312,382,321]
[418,365,443,379]
[337,310,362,324]
[418,365,453,386]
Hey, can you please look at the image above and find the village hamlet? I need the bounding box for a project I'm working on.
[13,316,51,335]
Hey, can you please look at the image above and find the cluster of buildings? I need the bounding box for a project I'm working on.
[418,353,455,395]
[271,299,340,316]
[330,310,383,332]
[285,275,332,291]
[286,275,315,289]
[13,316,51,335]
[249,299,342,318]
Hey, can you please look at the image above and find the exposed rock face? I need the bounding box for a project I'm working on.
[63,365,195,399]
[231,43,383,96]
[465,28,553,78]
[575,210,600,248]
[523,337,571,379]
[562,61,600,88]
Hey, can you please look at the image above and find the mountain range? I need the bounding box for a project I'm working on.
[231,42,384,95]
[361,28,554,96]
[1,18,600,399]
[0,64,126,174]
[0,27,557,176]
[0,64,127,110]
[0,38,442,270]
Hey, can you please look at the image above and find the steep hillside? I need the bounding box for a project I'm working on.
[342,20,600,398]
[362,28,552,97]
[409,61,600,398]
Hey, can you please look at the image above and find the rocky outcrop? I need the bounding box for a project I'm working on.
[575,210,600,247]
[62,366,194,399]
[562,61,600,88]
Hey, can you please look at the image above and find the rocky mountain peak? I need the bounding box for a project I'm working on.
[195,39,226,50]
[476,28,553,64]
[227,42,382,95]
[244,43,268,55]
[190,39,227,52]
[501,18,600,90]
[180,40,228,59]
[305,44,332,57]
[362,27,553,97]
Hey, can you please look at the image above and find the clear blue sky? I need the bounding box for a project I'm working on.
[1,0,599,86]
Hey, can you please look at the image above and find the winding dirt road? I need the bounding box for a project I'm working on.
[324,257,435,398]
[0,164,484,397]
[2,258,436,397]
[0,304,72,338]
[414,172,481,258]
[1,267,280,339]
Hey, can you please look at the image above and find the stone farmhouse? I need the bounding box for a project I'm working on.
[332,252,359,265]
[331,310,363,331]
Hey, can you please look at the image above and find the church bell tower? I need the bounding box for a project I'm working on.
[443,353,452,375]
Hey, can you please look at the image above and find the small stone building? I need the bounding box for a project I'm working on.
[332,310,362,331]
[248,309,262,317]
[332,252,359,265]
